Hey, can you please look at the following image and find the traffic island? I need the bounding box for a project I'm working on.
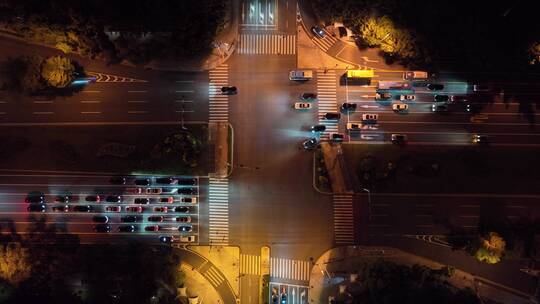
[320,142,353,194]
[313,149,332,194]
[209,122,232,178]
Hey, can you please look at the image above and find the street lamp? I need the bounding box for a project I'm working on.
[361,188,372,220]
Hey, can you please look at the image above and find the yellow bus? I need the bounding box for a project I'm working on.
[346,69,374,79]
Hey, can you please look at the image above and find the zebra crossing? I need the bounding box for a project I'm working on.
[240,254,261,276]
[333,194,355,244]
[237,34,296,55]
[310,29,339,52]
[317,70,338,140]
[87,71,147,83]
[201,265,226,288]
[270,257,311,281]
[209,65,229,122]
[208,177,229,245]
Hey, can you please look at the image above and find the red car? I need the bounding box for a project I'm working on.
[159,197,174,204]
[85,195,101,203]
[148,216,164,222]
[153,206,168,213]
[125,206,143,213]
[105,206,122,212]
[145,225,160,232]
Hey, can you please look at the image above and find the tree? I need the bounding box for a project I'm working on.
[529,42,540,65]
[474,232,506,264]
[20,55,45,92]
[40,56,75,88]
[0,242,32,285]
[0,56,44,93]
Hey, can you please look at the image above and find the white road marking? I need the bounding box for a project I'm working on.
[175,90,194,93]
[33,100,53,104]
[82,90,101,93]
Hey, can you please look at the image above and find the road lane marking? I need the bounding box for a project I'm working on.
[127,100,147,103]
[0,120,208,127]
[127,90,147,93]
[175,110,194,113]
[80,100,101,103]
[81,111,102,114]
[127,111,148,114]
[33,100,53,104]
[33,111,54,115]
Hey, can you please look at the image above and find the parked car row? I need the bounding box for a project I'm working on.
[93,224,194,233]
[109,176,198,186]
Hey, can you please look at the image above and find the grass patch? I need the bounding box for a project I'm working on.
[314,149,332,193]
[0,124,209,175]
[343,144,540,194]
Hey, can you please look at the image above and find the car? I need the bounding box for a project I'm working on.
[125,206,143,213]
[473,84,491,92]
[220,86,237,95]
[25,195,44,204]
[465,103,482,114]
[346,123,361,130]
[300,93,317,100]
[324,112,341,120]
[329,133,345,142]
[105,206,121,212]
[52,205,69,212]
[434,95,450,103]
[105,195,122,203]
[340,102,357,111]
[159,197,174,204]
[154,206,168,213]
[127,187,144,194]
[134,198,150,204]
[302,138,319,150]
[72,205,92,212]
[145,225,160,232]
[177,188,197,195]
[311,125,326,132]
[27,204,46,212]
[311,26,325,38]
[450,95,468,103]
[54,195,71,203]
[432,103,449,112]
[118,225,137,233]
[156,177,178,185]
[472,134,489,144]
[145,188,163,195]
[159,235,196,243]
[92,215,109,223]
[148,216,164,222]
[174,206,191,213]
[134,178,151,186]
[294,102,311,110]
[361,114,378,122]
[392,103,409,112]
[93,224,110,233]
[109,176,126,185]
[177,178,197,186]
[122,215,142,223]
[180,197,197,204]
[178,226,192,232]
[176,216,192,223]
[391,134,407,145]
[375,92,392,100]
[399,95,416,101]
[85,195,101,203]
[426,83,444,90]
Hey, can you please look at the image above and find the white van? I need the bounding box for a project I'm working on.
[289,70,313,81]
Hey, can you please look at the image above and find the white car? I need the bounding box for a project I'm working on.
[361,113,378,122]
[392,103,409,112]
[294,102,312,110]
[329,133,345,142]
[399,95,415,101]
[346,123,362,130]
[180,235,197,243]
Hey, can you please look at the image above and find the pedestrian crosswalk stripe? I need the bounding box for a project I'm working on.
[334,194,355,244]
[317,71,338,140]
[310,29,338,52]
[209,65,229,123]
[240,254,261,275]
[238,34,296,55]
[202,265,225,287]
[270,258,311,281]
[87,71,147,83]
[208,177,229,245]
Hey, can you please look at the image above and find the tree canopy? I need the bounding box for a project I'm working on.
[40,56,75,88]
[0,243,32,285]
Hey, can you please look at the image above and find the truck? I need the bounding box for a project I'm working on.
[377,81,411,90]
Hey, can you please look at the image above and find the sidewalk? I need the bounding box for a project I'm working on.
[310,246,535,304]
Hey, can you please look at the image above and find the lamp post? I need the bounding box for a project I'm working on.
[361,188,372,220]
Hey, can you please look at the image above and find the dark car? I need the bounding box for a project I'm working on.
[324,112,341,120]
[391,134,408,145]
[145,225,160,232]
[431,103,449,113]
[85,195,101,203]
[472,134,489,144]
[300,93,317,100]
[340,102,357,111]
[177,178,197,186]
[73,205,92,212]
[92,215,109,223]
[450,95,468,103]
[311,26,325,38]
[118,225,137,233]
[27,204,46,212]
[134,178,151,186]
[134,198,150,204]
[178,226,192,232]
[177,187,197,195]
[426,83,444,91]
[121,215,142,223]
[54,195,71,203]
[25,195,44,204]
[156,177,177,185]
[465,103,482,114]
[105,195,122,203]
[302,138,319,150]
[109,176,126,185]
[148,216,164,222]
[311,125,326,132]
[220,86,237,95]
[434,95,450,103]
[174,206,191,213]
[93,224,110,233]
[52,205,69,212]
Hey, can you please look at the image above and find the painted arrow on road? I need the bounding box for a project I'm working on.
[402,234,452,248]
[361,105,380,109]
[361,95,376,98]
[361,56,379,63]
